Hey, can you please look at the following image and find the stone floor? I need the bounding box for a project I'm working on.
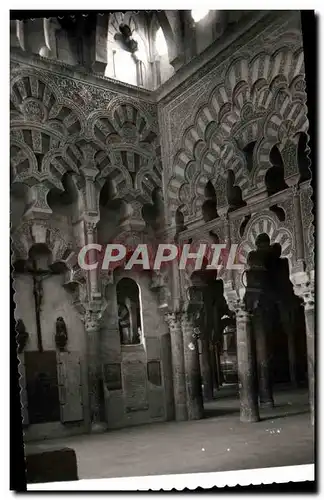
[28,385,314,480]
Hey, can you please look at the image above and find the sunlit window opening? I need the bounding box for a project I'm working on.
[155,27,168,56]
[191,10,210,23]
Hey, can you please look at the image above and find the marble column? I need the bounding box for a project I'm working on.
[181,311,204,420]
[165,312,188,421]
[236,302,260,423]
[84,308,106,433]
[200,335,214,401]
[280,305,298,387]
[211,342,220,393]
[292,187,306,267]
[293,274,315,425]
[253,307,274,407]
[302,282,315,426]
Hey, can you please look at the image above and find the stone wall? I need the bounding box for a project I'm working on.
[100,269,173,429]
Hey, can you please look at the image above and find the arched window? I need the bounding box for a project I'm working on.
[116,278,142,345]
[155,27,168,56]
[191,10,209,23]
[151,20,174,87]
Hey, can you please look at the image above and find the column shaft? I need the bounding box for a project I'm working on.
[293,189,305,263]
[165,313,188,421]
[236,305,260,422]
[84,311,106,432]
[85,222,99,298]
[253,308,274,407]
[200,336,214,401]
[181,312,204,420]
[304,289,315,426]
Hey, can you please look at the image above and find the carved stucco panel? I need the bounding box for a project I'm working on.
[300,181,314,271]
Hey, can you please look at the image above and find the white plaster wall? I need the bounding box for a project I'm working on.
[40,274,86,353]
[13,274,37,351]
[159,54,175,86]
[100,269,173,428]
[195,11,217,55]
[56,29,79,66]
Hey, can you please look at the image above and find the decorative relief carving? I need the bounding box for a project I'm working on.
[300,182,314,271]
[238,212,294,266]
[55,317,68,352]
[166,44,308,225]
[11,220,73,264]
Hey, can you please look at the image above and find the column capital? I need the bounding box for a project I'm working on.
[165,311,182,331]
[225,288,244,314]
[292,271,315,311]
[84,309,101,332]
[84,219,98,234]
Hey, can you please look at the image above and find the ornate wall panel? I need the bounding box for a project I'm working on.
[10,60,161,225]
[158,12,309,228]
[300,181,314,271]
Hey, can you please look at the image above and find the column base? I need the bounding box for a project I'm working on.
[310,411,314,427]
[240,412,260,423]
[90,421,107,434]
[175,404,188,422]
[259,399,274,408]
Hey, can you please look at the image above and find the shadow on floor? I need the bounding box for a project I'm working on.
[203,406,240,418]
[261,409,310,422]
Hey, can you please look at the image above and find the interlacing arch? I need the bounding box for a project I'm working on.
[168,47,308,225]
[11,220,74,264]
[10,69,162,219]
[10,70,86,196]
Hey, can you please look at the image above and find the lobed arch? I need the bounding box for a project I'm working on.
[237,212,294,268]
[10,70,86,137]
[115,275,143,345]
[11,220,74,266]
[168,47,308,226]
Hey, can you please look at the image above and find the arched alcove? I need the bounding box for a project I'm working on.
[149,17,174,88]
[226,169,246,212]
[297,132,311,183]
[239,215,251,237]
[142,187,165,231]
[246,237,307,386]
[105,12,150,88]
[269,204,286,222]
[116,277,142,345]
[47,172,80,218]
[98,178,130,243]
[175,206,186,237]
[202,180,218,222]
[265,145,288,197]
[243,141,256,173]
[10,182,29,230]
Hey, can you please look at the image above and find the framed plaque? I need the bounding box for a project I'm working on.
[147,360,162,387]
[25,351,60,424]
[123,361,148,412]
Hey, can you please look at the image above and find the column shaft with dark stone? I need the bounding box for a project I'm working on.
[236,302,260,423]
[280,304,298,386]
[293,274,315,425]
[292,187,306,266]
[165,312,188,421]
[181,311,204,420]
[200,336,214,401]
[84,308,106,433]
[253,307,274,407]
[302,282,315,426]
